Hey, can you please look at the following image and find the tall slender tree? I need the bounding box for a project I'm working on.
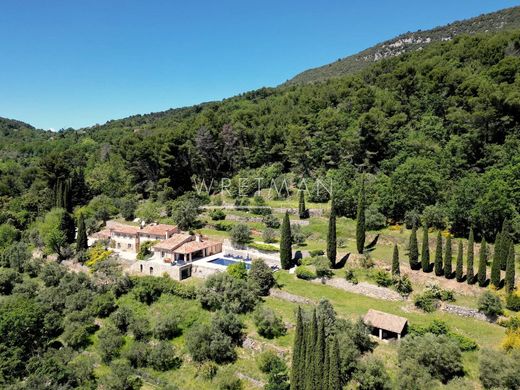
[500,219,513,271]
[391,244,400,276]
[291,307,304,390]
[314,317,326,390]
[434,231,443,276]
[505,242,516,294]
[280,212,292,270]
[327,198,337,268]
[76,213,88,252]
[421,225,430,272]
[491,236,502,288]
[478,239,488,287]
[444,234,453,278]
[298,190,307,219]
[323,340,330,390]
[328,337,341,390]
[304,310,318,390]
[356,177,366,254]
[456,241,464,282]
[467,228,475,284]
[409,223,420,270]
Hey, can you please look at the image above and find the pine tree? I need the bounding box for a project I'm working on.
[304,310,318,390]
[327,198,337,268]
[280,212,292,270]
[314,317,326,390]
[478,239,488,287]
[391,244,400,276]
[291,307,304,390]
[408,223,420,270]
[505,242,516,294]
[298,190,307,219]
[421,225,430,272]
[491,236,502,288]
[444,234,452,278]
[456,241,464,282]
[356,177,366,254]
[467,228,475,284]
[76,213,88,252]
[434,231,443,276]
[328,337,341,390]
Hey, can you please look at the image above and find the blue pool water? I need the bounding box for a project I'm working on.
[209,258,251,269]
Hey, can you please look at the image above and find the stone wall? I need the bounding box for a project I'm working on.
[440,303,489,322]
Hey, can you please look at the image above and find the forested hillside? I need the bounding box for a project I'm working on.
[286,5,520,85]
[1,30,520,243]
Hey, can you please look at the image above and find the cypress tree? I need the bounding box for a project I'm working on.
[434,231,443,276]
[478,239,488,287]
[291,307,304,390]
[59,210,76,244]
[421,225,430,272]
[298,190,306,219]
[505,242,516,294]
[500,219,513,271]
[304,310,318,390]
[323,340,330,390]
[280,212,292,270]
[327,198,337,268]
[444,234,453,278]
[328,337,341,390]
[314,317,326,390]
[467,228,475,284]
[355,177,366,254]
[409,223,420,270]
[456,241,464,282]
[491,236,502,288]
[391,244,400,276]
[76,213,88,252]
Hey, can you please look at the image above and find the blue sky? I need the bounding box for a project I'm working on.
[1,0,518,130]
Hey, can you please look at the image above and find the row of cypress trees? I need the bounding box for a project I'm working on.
[290,307,341,390]
[408,221,516,291]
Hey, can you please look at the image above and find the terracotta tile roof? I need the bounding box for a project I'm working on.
[152,234,193,251]
[140,224,178,236]
[173,239,221,254]
[363,309,408,334]
[91,229,111,239]
[110,224,140,236]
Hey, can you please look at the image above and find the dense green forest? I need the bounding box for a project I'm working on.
[2,29,520,243]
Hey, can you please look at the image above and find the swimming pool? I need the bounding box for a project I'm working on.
[209,258,251,269]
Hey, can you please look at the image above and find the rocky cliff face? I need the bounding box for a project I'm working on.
[285,6,520,85]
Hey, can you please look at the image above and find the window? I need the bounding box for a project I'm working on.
[127,243,132,249]
[161,251,165,258]
[117,243,121,249]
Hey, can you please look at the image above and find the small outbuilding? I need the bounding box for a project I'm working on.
[363,309,408,340]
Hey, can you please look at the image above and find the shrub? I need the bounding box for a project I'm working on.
[129,316,151,341]
[186,323,237,363]
[262,214,280,229]
[479,350,520,389]
[253,306,286,339]
[209,209,226,221]
[373,269,393,287]
[110,306,135,333]
[359,255,374,269]
[314,256,332,278]
[249,242,279,252]
[345,268,358,284]
[215,222,233,231]
[211,311,245,345]
[399,334,463,384]
[0,268,20,295]
[414,292,439,313]
[353,357,392,390]
[393,274,413,297]
[198,273,257,313]
[153,312,181,340]
[295,266,316,280]
[230,224,252,247]
[309,249,324,257]
[291,224,306,246]
[216,375,243,390]
[125,341,150,368]
[227,261,248,280]
[197,361,219,380]
[249,259,275,296]
[257,351,285,373]
[148,341,181,371]
[90,292,117,318]
[262,228,277,243]
[478,291,504,318]
[506,293,520,312]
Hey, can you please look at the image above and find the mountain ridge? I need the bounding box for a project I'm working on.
[284,5,520,85]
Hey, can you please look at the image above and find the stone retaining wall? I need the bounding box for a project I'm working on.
[440,303,490,322]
